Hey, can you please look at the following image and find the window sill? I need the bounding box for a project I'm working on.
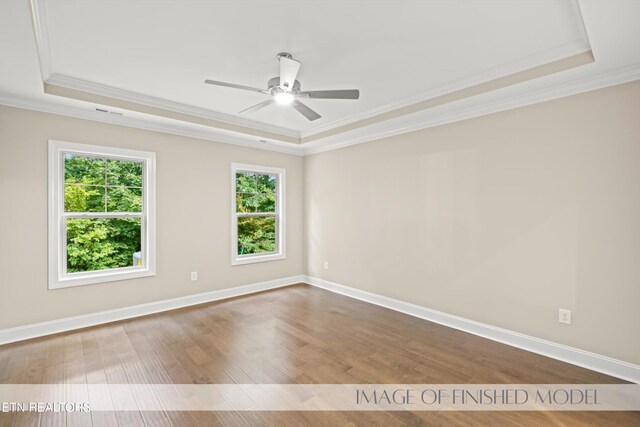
[48,268,155,290]
[231,252,286,266]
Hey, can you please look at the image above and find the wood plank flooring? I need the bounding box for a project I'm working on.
[0,284,637,426]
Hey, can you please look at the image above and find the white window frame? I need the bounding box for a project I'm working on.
[48,140,156,289]
[231,163,286,266]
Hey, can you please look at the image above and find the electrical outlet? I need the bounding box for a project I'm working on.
[323,261,329,270]
[559,308,571,325]
[190,271,198,281]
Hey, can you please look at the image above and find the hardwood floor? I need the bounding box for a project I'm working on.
[0,284,637,426]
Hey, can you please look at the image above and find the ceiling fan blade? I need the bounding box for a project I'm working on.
[204,79,265,94]
[291,100,321,121]
[279,57,301,91]
[301,89,360,100]
[238,99,274,114]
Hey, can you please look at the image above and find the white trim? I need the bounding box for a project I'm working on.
[571,0,592,51]
[45,35,590,143]
[29,0,591,143]
[29,0,297,140]
[231,163,286,266]
[29,0,53,81]
[4,64,639,159]
[24,67,636,158]
[20,0,640,158]
[299,38,591,138]
[2,275,638,383]
[303,276,640,384]
[301,64,640,155]
[0,93,304,156]
[0,276,304,346]
[48,140,156,289]
[46,73,299,140]
[2,64,639,158]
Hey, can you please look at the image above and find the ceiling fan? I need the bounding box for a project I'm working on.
[204,52,359,121]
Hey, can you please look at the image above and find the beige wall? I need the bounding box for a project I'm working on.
[0,106,304,329]
[305,80,640,365]
[1,81,639,366]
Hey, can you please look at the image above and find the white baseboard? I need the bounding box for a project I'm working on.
[303,275,640,384]
[2,274,638,384]
[0,275,304,346]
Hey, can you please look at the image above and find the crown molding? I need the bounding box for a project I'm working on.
[30,0,595,145]
[300,39,591,139]
[300,0,592,138]
[21,0,638,157]
[0,92,304,156]
[2,64,638,158]
[29,0,299,142]
[29,0,53,81]
[301,64,640,155]
[43,40,591,145]
[46,73,300,141]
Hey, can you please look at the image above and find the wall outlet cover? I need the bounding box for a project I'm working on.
[559,308,571,325]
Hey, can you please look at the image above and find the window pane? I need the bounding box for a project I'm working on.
[107,187,142,212]
[65,184,105,212]
[236,192,275,213]
[66,218,142,273]
[256,173,276,193]
[237,216,276,255]
[106,159,143,187]
[64,155,105,184]
[236,172,257,193]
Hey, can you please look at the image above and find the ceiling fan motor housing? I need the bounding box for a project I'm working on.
[268,77,301,95]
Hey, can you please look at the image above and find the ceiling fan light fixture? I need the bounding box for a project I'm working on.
[204,52,359,120]
[274,92,295,105]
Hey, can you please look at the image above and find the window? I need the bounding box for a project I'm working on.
[231,163,285,265]
[48,140,156,289]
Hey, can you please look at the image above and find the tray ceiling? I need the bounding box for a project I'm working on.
[0,0,639,154]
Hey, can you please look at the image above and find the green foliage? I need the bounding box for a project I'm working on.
[64,161,280,269]
[236,172,278,255]
[106,159,143,187]
[238,217,276,255]
[107,187,142,212]
[64,185,104,212]
[236,172,276,213]
[64,155,143,273]
[66,218,141,272]
[64,155,105,185]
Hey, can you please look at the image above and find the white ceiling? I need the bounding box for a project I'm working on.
[0,0,639,154]
[41,0,589,132]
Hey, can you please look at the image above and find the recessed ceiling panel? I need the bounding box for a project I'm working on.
[42,0,590,133]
